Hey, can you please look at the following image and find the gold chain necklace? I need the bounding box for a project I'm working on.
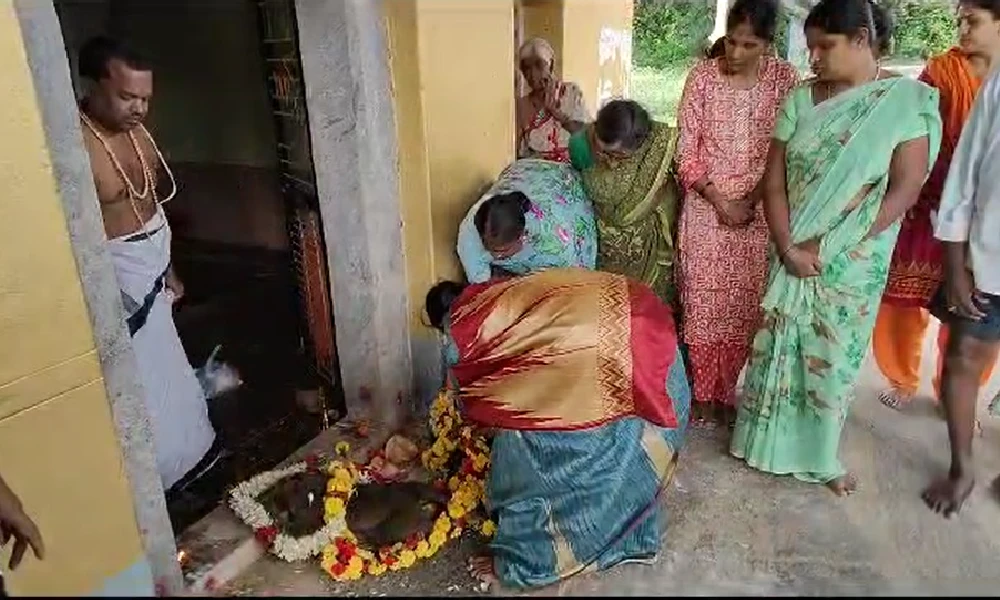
[80,111,178,232]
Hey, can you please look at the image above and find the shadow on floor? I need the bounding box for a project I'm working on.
[165,239,337,533]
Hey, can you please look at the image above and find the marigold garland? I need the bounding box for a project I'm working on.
[319,390,496,582]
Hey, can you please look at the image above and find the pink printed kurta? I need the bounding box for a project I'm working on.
[676,56,798,407]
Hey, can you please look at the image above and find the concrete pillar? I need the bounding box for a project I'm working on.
[783,0,815,72]
[294,0,413,428]
[12,0,181,594]
[710,0,731,43]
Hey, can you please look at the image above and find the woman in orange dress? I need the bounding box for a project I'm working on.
[516,37,590,163]
[675,0,798,426]
[874,0,1000,411]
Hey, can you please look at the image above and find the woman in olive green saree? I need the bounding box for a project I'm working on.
[568,100,680,305]
[730,0,942,495]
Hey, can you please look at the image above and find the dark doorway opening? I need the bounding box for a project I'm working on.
[52,0,344,533]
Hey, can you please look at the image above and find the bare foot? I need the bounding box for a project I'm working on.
[468,555,497,587]
[922,473,975,518]
[878,388,912,410]
[826,473,858,497]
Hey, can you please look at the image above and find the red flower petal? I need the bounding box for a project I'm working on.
[254,525,278,546]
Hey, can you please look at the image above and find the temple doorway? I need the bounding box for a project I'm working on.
[52,0,344,532]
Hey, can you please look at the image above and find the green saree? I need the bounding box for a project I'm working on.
[730,78,941,483]
[569,123,680,304]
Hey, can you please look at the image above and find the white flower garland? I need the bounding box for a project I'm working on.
[228,461,347,562]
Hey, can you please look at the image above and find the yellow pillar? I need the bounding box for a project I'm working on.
[520,0,565,76]
[0,5,148,596]
[521,0,634,112]
[383,0,516,329]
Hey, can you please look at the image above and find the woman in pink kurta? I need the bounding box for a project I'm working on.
[676,0,798,427]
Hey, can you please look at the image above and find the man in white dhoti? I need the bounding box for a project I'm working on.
[76,36,219,492]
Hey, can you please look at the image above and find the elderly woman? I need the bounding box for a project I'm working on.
[730,0,941,496]
[569,100,680,305]
[517,37,590,163]
[426,268,689,589]
[456,159,596,283]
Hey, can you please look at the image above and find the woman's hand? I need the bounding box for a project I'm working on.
[541,78,561,116]
[706,188,753,227]
[782,241,822,278]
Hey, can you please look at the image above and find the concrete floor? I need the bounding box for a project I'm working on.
[223,329,1000,596]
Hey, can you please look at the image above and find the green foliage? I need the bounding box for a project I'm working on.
[891,0,957,60]
[633,0,714,69]
[632,0,957,68]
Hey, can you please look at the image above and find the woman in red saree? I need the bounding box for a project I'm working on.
[425,268,690,589]
[874,1,1000,410]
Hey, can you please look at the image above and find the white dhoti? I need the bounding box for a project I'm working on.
[107,208,216,490]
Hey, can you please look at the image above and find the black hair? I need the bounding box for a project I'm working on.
[870,2,894,57]
[706,37,726,59]
[727,0,780,42]
[78,36,151,81]
[474,191,530,246]
[594,99,652,152]
[804,0,882,48]
[425,281,467,331]
[963,0,1000,19]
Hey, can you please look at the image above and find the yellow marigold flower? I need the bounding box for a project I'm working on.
[335,441,351,456]
[415,540,431,558]
[434,514,451,532]
[480,519,497,537]
[388,561,402,572]
[367,561,388,576]
[398,549,417,568]
[448,476,461,491]
[324,496,345,517]
[473,453,489,472]
[448,503,467,520]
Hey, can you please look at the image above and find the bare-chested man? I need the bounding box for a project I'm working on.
[77,36,219,492]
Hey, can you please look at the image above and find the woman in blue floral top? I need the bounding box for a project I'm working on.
[456,159,596,283]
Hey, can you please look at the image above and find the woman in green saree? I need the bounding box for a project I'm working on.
[730,0,942,495]
[568,100,680,305]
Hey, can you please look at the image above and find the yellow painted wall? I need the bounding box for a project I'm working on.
[0,6,146,595]
[520,0,564,77]
[384,0,515,329]
[562,0,633,111]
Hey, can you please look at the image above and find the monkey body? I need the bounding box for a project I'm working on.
[346,481,448,548]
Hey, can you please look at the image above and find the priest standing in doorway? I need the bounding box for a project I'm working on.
[76,36,220,492]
